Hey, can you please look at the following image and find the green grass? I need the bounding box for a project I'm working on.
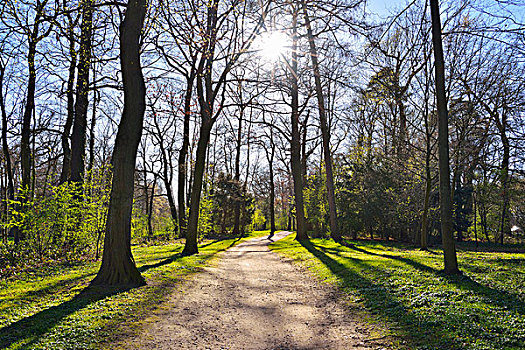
[269,235,525,350]
[0,230,270,350]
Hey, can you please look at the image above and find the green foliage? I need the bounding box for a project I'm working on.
[252,209,266,230]
[304,169,328,236]
[210,173,254,234]
[0,168,110,276]
[270,236,525,350]
[198,192,214,236]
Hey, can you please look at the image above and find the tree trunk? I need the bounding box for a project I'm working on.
[70,0,93,184]
[91,0,147,287]
[87,88,98,179]
[147,176,157,240]
[430,0,459,275]
[232,108,243,236]
[178,71,196,238]
[60,20,77,184]
[420,58,431,250]
[183,121,212,255]
[183,0,220,255]
[302,3,340,242]
[269,140,276,238]
[495,115,510,245]
[421,154,431,250]
[21,39,37,196]
[290,6,308,241]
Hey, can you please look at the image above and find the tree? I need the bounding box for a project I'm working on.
[182,0,269,255]
[301,1,340,242]
[430,0,459,275]
[70,0,94,185]
[91,0,147,287]
[290,3,308,241]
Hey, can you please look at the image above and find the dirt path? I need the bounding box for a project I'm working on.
[125,232,389,350]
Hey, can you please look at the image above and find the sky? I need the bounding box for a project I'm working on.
[366,0,407,16]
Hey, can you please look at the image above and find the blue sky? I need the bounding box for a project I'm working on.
[366,0,407,16]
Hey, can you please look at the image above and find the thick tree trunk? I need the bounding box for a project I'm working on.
[91,0,147,287]
[70,0,93,184]
[60,21,77,184]
[21,39,37,196]
[302,3,340,242]
[290,7,307,241]
[430,0,459,274]
[18,36,39,244]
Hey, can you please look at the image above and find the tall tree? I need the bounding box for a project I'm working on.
[70,0,94,184]
[182,0,269,255]
[59,2,79,184]
[290,4,308,241]
[430,0,459,275]
[301,1,340,242]
[91,0,147,286]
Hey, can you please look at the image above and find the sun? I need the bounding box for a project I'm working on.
[256,31,291,62]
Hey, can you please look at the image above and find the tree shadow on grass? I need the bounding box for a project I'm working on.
[335,243,525,317]
[299,240,457,349]
[0,271,96,308]
[0,285,131,349]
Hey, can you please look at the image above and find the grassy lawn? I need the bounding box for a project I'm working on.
[270,235,525,350]
[0,230,270,350]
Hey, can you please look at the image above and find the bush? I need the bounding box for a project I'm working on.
[1,168,110,273]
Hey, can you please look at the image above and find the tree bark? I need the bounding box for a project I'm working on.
[290,5,308,241]
[91,0,147,287]
[302,2,340,242]
[21,38,37,197]
[60,18,77,184]
[495,114,510,245]
[269,134,276,238]
[178,70,196,238]
[183,121,212,255]
[430,0,459,274]
[70,0,93,184]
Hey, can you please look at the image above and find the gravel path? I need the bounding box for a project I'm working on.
[124,231,388,350]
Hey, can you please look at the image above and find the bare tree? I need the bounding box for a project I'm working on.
[430,0,459,275]
[91,0,147,286]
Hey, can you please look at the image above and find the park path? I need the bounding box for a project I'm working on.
[123,231,388,350]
